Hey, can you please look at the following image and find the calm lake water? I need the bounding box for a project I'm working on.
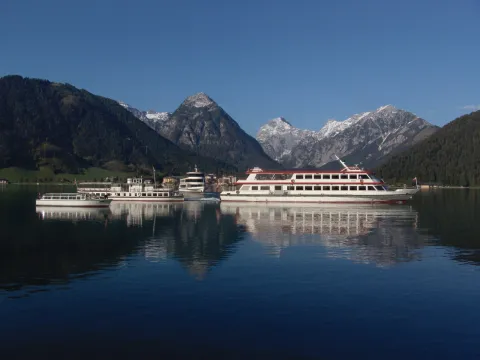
[1,185,480,359]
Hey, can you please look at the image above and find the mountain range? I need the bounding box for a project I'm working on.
[119,93,279,170]
[256,105,438,169]
[0,75,236,175]
[3,74,473,186]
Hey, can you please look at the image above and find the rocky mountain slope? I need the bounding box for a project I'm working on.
[123,93,280,170]
[257,105,438,169]
[0,75,234,174]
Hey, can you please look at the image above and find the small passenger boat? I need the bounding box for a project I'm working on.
[36,193,112,207]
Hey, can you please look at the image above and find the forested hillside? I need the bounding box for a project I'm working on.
[377,110,480,186]
[0,75,235,176]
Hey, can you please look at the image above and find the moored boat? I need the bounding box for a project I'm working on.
[77,177,184,202]
[36,193,112,207]
[178,165,205,197]
[220,157,419,204]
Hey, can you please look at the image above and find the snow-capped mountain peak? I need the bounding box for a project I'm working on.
[183,92,215,108]
[256,105,438,168]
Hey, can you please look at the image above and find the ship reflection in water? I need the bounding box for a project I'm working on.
[32,201,244,282]
[220,203,432,267]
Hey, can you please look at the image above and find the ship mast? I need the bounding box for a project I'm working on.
[334,155,350,171]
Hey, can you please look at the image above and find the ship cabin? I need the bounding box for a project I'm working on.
[235,166,388,194]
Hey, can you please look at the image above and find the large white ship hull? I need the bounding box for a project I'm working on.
[220,190,416,204]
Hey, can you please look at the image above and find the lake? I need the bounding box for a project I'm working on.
[1,185,479,359]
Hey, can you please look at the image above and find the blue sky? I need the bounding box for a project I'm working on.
[1,0,479,135]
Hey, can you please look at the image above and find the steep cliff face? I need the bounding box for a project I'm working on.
[257,105,438,169]
[123,93,280,170]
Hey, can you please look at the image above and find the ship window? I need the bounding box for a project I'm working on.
[349,175,357,179]
[323,174,331,179]
[332,186,339,191]
[314,186,321,190]
[341,175,348,179]
[350,186,357,191]
[305,175,312,179]
[314,175,322,179]
[360,174,370,179]
[305,186,312,190]
[368,186,375,191]
[242,186,250,190]
[332,175,339,179]
[341,186,348,191]
[142,193,146,196]
[45,196,51,199]
[323,186,331,190]
[252,186,258,190]
[153,193,157,196]
[260,186,270,190]
[274,186,282,191]
[296,186,304,190]
[375,186,385,191]
[359,186,366,190]
[287,186,294,190]
[295,175,303,179]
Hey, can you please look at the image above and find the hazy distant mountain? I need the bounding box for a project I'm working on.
[257,105,438,169]
[118,101,171,134]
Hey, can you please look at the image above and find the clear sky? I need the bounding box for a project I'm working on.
[1,0,479,136]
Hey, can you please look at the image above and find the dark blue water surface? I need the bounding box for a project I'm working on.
[1,185,480,359]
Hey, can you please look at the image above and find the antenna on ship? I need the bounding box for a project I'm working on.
[152,166,156,186]
[334,155,349,170]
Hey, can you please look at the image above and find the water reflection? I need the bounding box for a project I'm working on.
[0,201,245,296]
[221,203,432,266]
[413,189,480,265]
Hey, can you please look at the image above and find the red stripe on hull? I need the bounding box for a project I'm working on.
[245,170,373,175]
[235,181,383,185]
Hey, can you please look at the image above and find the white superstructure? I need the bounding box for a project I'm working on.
[77,177,183,202]
[220,157,419,204]
[178,165,205,194]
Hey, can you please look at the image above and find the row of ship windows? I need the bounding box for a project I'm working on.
[95,192,171,197]
[244,185,386,191]
[43,196,83,200]
[255,174,371,180]
[294,174,370,180]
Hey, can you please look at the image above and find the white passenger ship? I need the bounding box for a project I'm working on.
[77,177,183,202]
[220,158,419,204]
[36,193,112,207]
[178,165,205,196]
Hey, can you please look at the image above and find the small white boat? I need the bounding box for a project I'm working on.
[35,193,112,207]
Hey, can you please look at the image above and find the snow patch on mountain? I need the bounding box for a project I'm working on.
[257,105,438,168]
